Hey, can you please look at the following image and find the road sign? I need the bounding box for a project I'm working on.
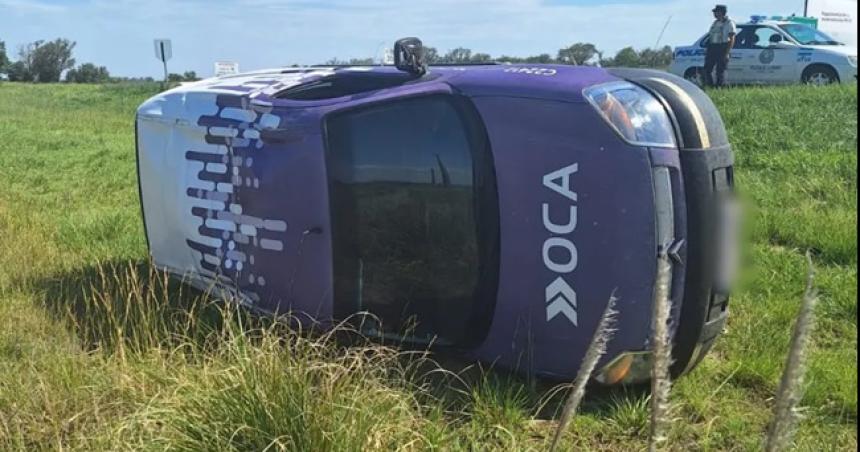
[382,48,394,65]
[214,61,239,77]
[154,39,172,89]
[154,39,172,62]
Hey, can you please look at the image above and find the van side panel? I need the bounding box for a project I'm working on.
[136,89,334,319]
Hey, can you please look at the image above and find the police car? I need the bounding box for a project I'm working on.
[671,16,858,85]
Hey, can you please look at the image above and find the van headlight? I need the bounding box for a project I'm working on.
[848,56,857,67]
[584,82,677,148]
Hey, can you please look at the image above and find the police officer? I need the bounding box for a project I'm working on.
[704,4,737,87]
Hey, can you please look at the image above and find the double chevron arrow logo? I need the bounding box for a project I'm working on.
[545,276,577,326]
[542,162,580,327]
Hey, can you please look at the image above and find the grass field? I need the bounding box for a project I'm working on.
[0,81,856,451]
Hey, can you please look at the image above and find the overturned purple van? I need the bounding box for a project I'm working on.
[135,40,736,384]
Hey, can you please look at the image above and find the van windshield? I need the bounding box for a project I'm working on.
[325,95,499,346]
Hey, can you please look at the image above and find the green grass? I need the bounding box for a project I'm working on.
[0,81,856,450]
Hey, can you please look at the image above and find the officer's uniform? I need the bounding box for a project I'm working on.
[704,16,737,87]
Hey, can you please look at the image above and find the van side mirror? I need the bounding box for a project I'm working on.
[394,37,427,76]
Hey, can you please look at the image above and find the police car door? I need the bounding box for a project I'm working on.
[747,26,798,84]
[729,26,762,83]
[694,32,745,83]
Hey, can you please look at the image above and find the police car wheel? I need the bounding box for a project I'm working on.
[684,67,704,87]
[802,66,839,86]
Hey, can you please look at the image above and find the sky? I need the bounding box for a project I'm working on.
[0,0,802,78]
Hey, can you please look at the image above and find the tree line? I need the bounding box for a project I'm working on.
[327,43,674,68]
[0,38,200,83]
[1,37,674,84]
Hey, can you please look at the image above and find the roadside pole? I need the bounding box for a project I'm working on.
[161,42,168,88]
[154,39,172,90]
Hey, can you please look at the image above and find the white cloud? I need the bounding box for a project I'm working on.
[0,0,66,13]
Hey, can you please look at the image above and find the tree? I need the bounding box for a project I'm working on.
[424,46,439,64]
[165,71,201,82]
[557,43,599,66]
[324,57,375,66]
[14,40,41,81]
[602,46,641,67]
[6,61,30,81]
[24,38,76,82]
[428,48,495,64]
[0,40,9,74]
[496,55,525,63]
[441,47,473,64]
[66,63,110,83]
[525,53,555,64]
[637,46,674,69]
[600,45,673,69]
[470,52,492,63]
[497,53,556,64]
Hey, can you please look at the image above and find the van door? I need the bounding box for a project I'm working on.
[731,25,766,83]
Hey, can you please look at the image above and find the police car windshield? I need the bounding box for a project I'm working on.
[779,24,842,45]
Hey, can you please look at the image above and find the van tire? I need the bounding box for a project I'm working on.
[802,65,839,85]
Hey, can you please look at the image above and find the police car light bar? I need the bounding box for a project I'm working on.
[750,14,820,28]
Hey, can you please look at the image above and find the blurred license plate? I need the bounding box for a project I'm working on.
[714,196,740,293]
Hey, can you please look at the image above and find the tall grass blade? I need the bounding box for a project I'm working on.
[649,252,673,452]
[764,252,818,452]
[549,293,618,451]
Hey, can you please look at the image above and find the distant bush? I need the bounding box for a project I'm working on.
[600,45,675,68]
[0,39,9,74]
[167,71,200,82]
[66,63,110,83]
[110,76,156,83]
[6,60,30,81]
